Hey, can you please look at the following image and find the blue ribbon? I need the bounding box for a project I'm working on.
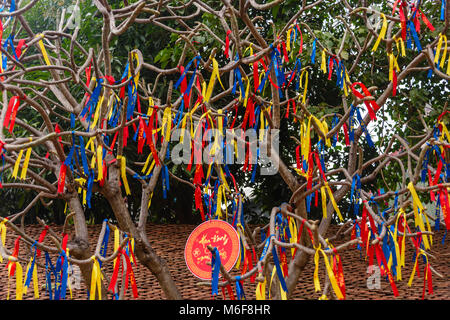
[355,106,375,148]
[54,250,69,300]
[24,241,38,290]
[311,38,317,64]
[235,276,245,300]
[45,252,57,300]
[271,246,288,293]
[407,20,422,53]
[211,247,221,296]
[99,220,110,267]
[80,79,104,124]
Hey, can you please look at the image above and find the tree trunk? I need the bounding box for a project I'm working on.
[102,164,182,299]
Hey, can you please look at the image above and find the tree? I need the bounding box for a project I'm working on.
[0,0,448,300]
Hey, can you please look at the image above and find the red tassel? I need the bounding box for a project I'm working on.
[399,2,407,40]
[36,226,49,258]
[108,249,122,292]
[351,82,379,120]
[328,57,334,80]
[4,96,20,133]
[282,41,289,63]
[420,10,435,31]
[342,123,350,146]
[137,116,145,154]
[224,30,232,59]
[195,185,205,221]
[179,66,190,109]
[427,263,433,295]
[7,236,21,276]
[253,61,259,93]
[392,69,397,97]
[57,164,67,194]
[285,99,290,119]
[440,186,450,230]
[428,170,435,201]
[296,25,303,54]
[295,145,301,169]
[104,75,115,85]
[122,249,139,299]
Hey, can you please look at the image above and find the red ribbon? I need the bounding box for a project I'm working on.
[350,82,379,120]
[195,185,205,221]
[253,60,259,93]
[332,248,346,299]
[4,96,20,133]
[137,116,145,154]
[179,66,190,109]
[392,69,397,97]
[36,226,49,258]
[419,10,435,31]
[282,41,289,63]
[57,164,67,194]
[108,249,122,293]
[224,30,232,59]
[7,236,20,276]
[439,186,450,230]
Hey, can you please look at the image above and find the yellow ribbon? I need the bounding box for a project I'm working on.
[36,34,52,66]
[161,107,172,142]
[12,149,24,179]
[20,139,32,180]
[7,259,23,300]
[256,277,266,300]
[96,144,103,181]
[90,256,102,300]
[288,217,297,257]
[23,255,39,299]
[392,209,406,280]
[321,49,327,73]
[299,70,308,104]
[313,244,344,300]
[394,36,406,57]
[90,95,104,131]
[407,248,428,287]
[118,155,131,195]
[439,121,450,142]
[407,182,431,249]
[372,13,387,52]
[434,34,448,69]
[113,227,120,268]
[0,219,6,263]
[205,58,225,102]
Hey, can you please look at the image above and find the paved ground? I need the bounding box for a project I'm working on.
[0,223,448,300]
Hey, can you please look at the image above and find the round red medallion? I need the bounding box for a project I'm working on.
[184,219,240,280]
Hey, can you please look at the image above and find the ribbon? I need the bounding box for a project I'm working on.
[372,13,387,52]
[36,34,52,65]
[350,82,379,120]
[57,163,67,194]
[90,256,102,300]
[407,182,432,249]
[271,246,288,294]
[7,258,23,300]
[211,247,221,296]
[224,30,232,59]
[118,155,131,195]
[23,242,39,298]
[36,226,49,258]
[313,244,344,300]
[3,96,20,133]
[256,277,266,300]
